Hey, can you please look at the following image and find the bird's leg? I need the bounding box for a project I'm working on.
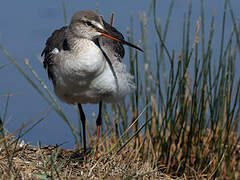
[78,104,87,160]
[95,101,102,159]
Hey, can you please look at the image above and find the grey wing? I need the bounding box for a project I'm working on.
[99,20,125,60]
[41,26,69,82]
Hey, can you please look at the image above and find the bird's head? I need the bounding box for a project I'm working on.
[69,10,143,52]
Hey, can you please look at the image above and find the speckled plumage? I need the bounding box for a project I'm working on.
[41,10,135,104]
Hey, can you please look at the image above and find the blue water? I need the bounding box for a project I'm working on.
[0,0,239,149]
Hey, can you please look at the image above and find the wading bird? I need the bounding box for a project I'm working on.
[41,10,143,158]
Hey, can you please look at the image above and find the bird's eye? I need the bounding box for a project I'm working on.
[85,21,92,26]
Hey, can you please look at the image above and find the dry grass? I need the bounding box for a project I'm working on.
[0,130,239,179]
[0,137,172,179]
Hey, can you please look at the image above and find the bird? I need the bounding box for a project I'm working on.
[41,10,143,159]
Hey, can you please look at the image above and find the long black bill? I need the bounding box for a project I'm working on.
[99,30,143,52]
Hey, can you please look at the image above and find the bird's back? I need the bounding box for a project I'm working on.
[41,26,69,83]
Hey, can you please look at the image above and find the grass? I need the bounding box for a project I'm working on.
[0,0,240,179]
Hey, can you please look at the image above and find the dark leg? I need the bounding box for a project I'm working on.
[78,104,87,159]
[95,101,102,159]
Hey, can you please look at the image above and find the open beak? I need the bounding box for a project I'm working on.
[99,30,143,52]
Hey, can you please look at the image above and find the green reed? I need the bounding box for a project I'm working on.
[111,0,240,178]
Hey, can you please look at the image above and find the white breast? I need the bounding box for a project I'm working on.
[60,39,105,80]
[51,38,135,104]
